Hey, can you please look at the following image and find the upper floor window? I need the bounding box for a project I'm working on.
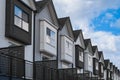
[88,56,92,66]
[14,6,29,32]
[95,61,98,70]
[65,41,73,56]
[79,51,83,61]
[46,28,55,46]
[101,65,103,73]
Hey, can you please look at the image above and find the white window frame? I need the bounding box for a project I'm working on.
[46,27,55,47]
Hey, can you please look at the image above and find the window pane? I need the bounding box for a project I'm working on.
[46,28,50,36]
[14,16,22,28]
[22,21,29,32]
[14,6,22,18]
[22,12,28,22]
[51,31,55,39]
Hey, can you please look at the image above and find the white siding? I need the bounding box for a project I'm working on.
[60,24,69,36]
[84,52,93,72]
[61,36,74,63]
[38,6,53,24]
[35,5,58,61]
[0,0,15,48]
[40,20,57,56]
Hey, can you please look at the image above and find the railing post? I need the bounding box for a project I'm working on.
[10,55,12,80]
[24,60,25,80]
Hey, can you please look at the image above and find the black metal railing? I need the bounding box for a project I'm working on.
[0,46,33,80]
[35,60,100,80]
[35,60,58,80]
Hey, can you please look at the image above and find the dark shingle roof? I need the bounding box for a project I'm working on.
[35,0,48,12]
[73,30,81,41]
[84,39,91,47]
[98,51,103,60]
[58,17,68,30]
[104,59,110,69]
[92,46,97,53]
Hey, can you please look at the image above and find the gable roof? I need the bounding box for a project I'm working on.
[98,51,103,59]
[110,62,113,69]
[104,59,110,69]
[58,17,68,29]
[35,0,48,12]
[58,17,74,39]
[84,39,93,55]
[84,39,93,49]
[92,46,97,53]
[73,29,84,41]
[35,0,59,26]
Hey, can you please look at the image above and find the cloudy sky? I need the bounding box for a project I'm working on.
[52,0,120,68]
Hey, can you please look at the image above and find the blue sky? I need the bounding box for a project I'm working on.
[91,8,120,35]
[52,0,120,69]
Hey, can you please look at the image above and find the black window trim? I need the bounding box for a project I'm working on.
[14,5,29,32]
[5,0,32,45]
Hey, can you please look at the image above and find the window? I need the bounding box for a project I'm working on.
[88,56,92,66]
[95,61,98,70]
[79,51,83,61]
[101,65,103,73]
[65,41,73,56]
[108,71,110,78]
[14,6,29,32]
[46,28,55,46]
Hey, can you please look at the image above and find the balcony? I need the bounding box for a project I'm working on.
[58,68,77,80]
[35,61,80,80]
[0,46,33,80]
[35,60,58,80]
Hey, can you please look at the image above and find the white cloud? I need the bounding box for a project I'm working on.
[53,0,120,68]
[111,18,120,28]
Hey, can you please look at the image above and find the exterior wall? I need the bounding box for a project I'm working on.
[40,20,57,56]
[75,34,85,49]
[0,0,34,61]
[84,51,93,72]
[35,5,58,61]
[0,0,20,48]
[0,0,35,79]
[58,23,75,68]
[104,70,107,80]
[61,35,74,63]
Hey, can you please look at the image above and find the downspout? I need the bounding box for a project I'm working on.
[57,28,60,69]
[33,10,37,80]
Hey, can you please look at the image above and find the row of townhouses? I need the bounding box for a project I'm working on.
[0,0,120,80]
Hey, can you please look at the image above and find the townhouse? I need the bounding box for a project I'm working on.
[98,51,105,80]
[58,17,75,69]
[0,0,120,80]
[74,30,85,73]
[84,39,94,79]
[34,0,59,79]
[92,46,99,79]
[104,59,111,80]
[73,30,85,79]
[0,0,36,80]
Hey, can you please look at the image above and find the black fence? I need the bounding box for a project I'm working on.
[0,46,33,80]
[35,60,58,80]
